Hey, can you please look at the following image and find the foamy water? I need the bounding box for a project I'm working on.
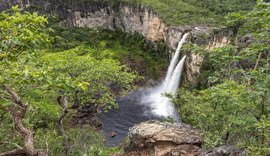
[141,33,189,121]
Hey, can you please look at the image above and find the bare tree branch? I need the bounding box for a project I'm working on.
[239,65,251,85]
[0,86,45,156]
[2,141,23,149]
[0,149,27,156]
[57,96,71,155]
[4,86,25,109]
[0,96,11,100]
[254,52,262,71]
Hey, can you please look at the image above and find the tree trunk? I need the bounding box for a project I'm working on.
[14,115,38,155]
[254,52,262,71]
[0,86,45,156]
[0,149,27,156]
[57,96,71,155]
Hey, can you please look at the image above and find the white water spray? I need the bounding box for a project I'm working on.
[141,33,189,121]
[163,33,189,89]
[165,55,186,96]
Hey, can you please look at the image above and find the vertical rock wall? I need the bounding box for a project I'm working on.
[1,0,234,83]
[65,4,233,83]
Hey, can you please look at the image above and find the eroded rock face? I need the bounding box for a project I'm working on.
[71,4,168,43]
[4,0,233,83]
[65,4,232,84]
[124,120,203,156]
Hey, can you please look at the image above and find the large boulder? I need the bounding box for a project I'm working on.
[124,120,203,156]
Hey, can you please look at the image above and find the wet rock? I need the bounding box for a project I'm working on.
[72,103,102,130]
[124,120,203,156]
[111,131,118,138]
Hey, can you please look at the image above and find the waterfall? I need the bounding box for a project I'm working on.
[141,33,189,122]
[165,55,186,96]
[163,33,189,89]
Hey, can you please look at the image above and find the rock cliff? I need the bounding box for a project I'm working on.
[32,0,233,83]
[1,0,233,83]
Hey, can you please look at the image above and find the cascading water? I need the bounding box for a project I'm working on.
[163,33,189,89]
[98,33,189,146]
[166,55,187,95]
[141,33,189,122]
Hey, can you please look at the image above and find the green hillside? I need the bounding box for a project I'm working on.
[129,0,256,26]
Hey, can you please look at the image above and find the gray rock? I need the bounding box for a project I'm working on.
[125,120,203,156]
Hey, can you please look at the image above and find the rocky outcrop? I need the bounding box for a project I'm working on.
[117,121,246,156]
[184,28,233,83]
[71,5,167,43]
[207,29,233,50]
[124,120,203,156]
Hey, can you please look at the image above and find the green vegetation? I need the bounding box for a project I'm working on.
[1,0,270,155]
[123,0,255,26]
[49,26,167,80]
[0,6,165,155]
[136,0,252,26]
[34,126,123,155]
[175,1,270,155]
[33,0,255,26]
[91,0,255,26]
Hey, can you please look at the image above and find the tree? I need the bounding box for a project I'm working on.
[0,6,137,155]
[175,0,270,154]
[0,6,50,155]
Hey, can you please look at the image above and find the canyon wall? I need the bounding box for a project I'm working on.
[53,1,233,83]
[1,0,233,83]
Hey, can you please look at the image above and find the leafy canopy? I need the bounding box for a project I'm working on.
[0,6,138,153]
[176,1,270,154]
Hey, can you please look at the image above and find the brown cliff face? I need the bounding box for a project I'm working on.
[3,0,233,83]
[63,4,233,84]
[64,3,233,84]
[71,4,167,43]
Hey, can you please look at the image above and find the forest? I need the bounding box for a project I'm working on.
[0,0,270,156]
